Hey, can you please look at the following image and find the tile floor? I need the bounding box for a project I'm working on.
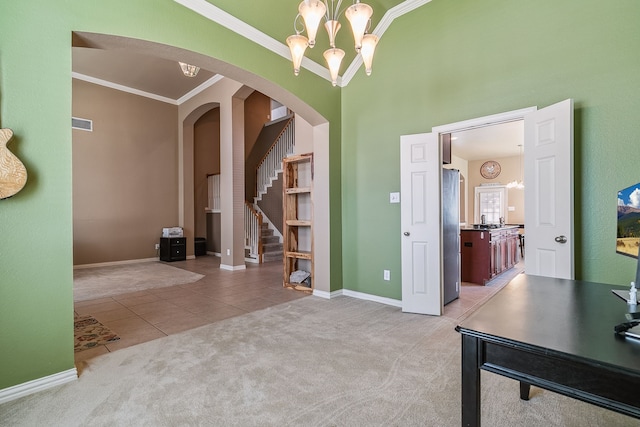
[74,255,523,364]
[74,256,307,364]
[442,260,525,321]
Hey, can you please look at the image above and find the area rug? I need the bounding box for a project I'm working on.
[73,262,204,302]
[74,315,120,352]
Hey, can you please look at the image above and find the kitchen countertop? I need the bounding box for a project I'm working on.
[460,225,520,231]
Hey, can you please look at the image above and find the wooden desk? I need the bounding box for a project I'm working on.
[456,274,640,426]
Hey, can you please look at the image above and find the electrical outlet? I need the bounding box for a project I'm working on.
[227,249,231,256]
[155,243,160,250]
[383,270,390,281]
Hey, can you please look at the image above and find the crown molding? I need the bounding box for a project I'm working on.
[174,0,432,88]
[72,72,224,105]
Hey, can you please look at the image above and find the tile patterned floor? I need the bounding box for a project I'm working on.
[74,255,523,364]
[74,256,307,364]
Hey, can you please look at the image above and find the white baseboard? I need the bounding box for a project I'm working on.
[338,289,403,308]
[311,288,402,307]
[74,257,159,269]
[0,368,77,404]
[312,289,331,299]
[220,264,247,271]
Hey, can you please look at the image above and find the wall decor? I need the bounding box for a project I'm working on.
[0,128,28,199]
[480,160,501,179]
[617,182,640,258]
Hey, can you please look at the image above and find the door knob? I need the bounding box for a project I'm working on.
[555,235,567,244]
[403,232,410,236]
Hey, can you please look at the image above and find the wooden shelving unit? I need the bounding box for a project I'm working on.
[282,153,313,292]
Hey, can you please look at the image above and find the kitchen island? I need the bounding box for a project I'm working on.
[460,225,520,285]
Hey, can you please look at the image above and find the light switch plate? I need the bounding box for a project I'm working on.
[390,192,400,204]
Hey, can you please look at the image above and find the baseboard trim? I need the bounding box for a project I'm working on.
[220,264,247,271]
[311,288,402,307]
[340,289,403,308]
[312,289,331,299]
[74,258,158,269]
[0,368,77,404]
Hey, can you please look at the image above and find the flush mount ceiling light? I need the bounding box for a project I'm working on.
[178,62,200,78]
[286,0,378,86]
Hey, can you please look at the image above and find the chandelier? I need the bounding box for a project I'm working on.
[506,144,524,189]
[286,0,378,86]
[179,62,200,78]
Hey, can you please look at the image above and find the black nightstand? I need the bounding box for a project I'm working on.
[159,237,186,262]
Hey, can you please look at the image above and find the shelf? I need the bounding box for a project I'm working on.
[283,282,313,292]
[285,250,312,260]
[285,187,311,194]
[282,153,314,292]
[286,219,311,226]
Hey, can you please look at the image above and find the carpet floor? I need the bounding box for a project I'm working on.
[1,297,638,426]
[73,262,204,302]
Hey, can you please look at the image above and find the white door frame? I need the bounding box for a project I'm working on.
[401,103,577,313]
[432,107,537,138]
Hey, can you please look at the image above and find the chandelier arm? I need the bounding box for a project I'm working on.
[293,13,305,35]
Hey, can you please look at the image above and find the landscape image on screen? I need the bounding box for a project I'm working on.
[617,182,640,258]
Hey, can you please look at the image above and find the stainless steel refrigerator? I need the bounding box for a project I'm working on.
[443,168,460,305]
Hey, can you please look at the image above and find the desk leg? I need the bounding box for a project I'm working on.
[519,382,531,400]
[461,334,481,427]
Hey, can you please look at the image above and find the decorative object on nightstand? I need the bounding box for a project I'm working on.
[0,128,28,199]
[480,160,501,179]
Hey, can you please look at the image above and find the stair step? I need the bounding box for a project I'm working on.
[262,235,279,244]
[261,229,274,237]
[263,252,283,262]
[263,242,283,252]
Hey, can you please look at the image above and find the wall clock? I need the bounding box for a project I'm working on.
[480,160,501,179]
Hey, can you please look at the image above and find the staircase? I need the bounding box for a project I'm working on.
[260,222,283,263]
[210,115,294,264]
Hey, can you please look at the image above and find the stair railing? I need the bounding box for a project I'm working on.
[206,173,221,212]
[244,201,263,263]
[255,116,295,200]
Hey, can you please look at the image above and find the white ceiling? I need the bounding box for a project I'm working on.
[451,120,524,161]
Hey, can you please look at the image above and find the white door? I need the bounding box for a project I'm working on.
[524,99,574,279]
[400,133,442,315]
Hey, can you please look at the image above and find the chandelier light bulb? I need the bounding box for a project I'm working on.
[360,33,378,75]
[287,34,309,76]
[324,19,341,48]
[323,48,345,86]
[345,2,373,52]
[298,0,326,48]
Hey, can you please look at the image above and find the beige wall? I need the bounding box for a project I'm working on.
[244,91,271,159]
[194,108,220,241]
[72,79,179,265]
[467,155,525,225]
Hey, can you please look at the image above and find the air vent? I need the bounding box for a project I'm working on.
[72,117,93,131]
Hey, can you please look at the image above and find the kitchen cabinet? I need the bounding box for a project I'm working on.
[461,227,519,285]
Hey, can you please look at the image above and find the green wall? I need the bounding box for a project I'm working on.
[341,0,640,299]
[0,0,341,390]
[3,0,639,395]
